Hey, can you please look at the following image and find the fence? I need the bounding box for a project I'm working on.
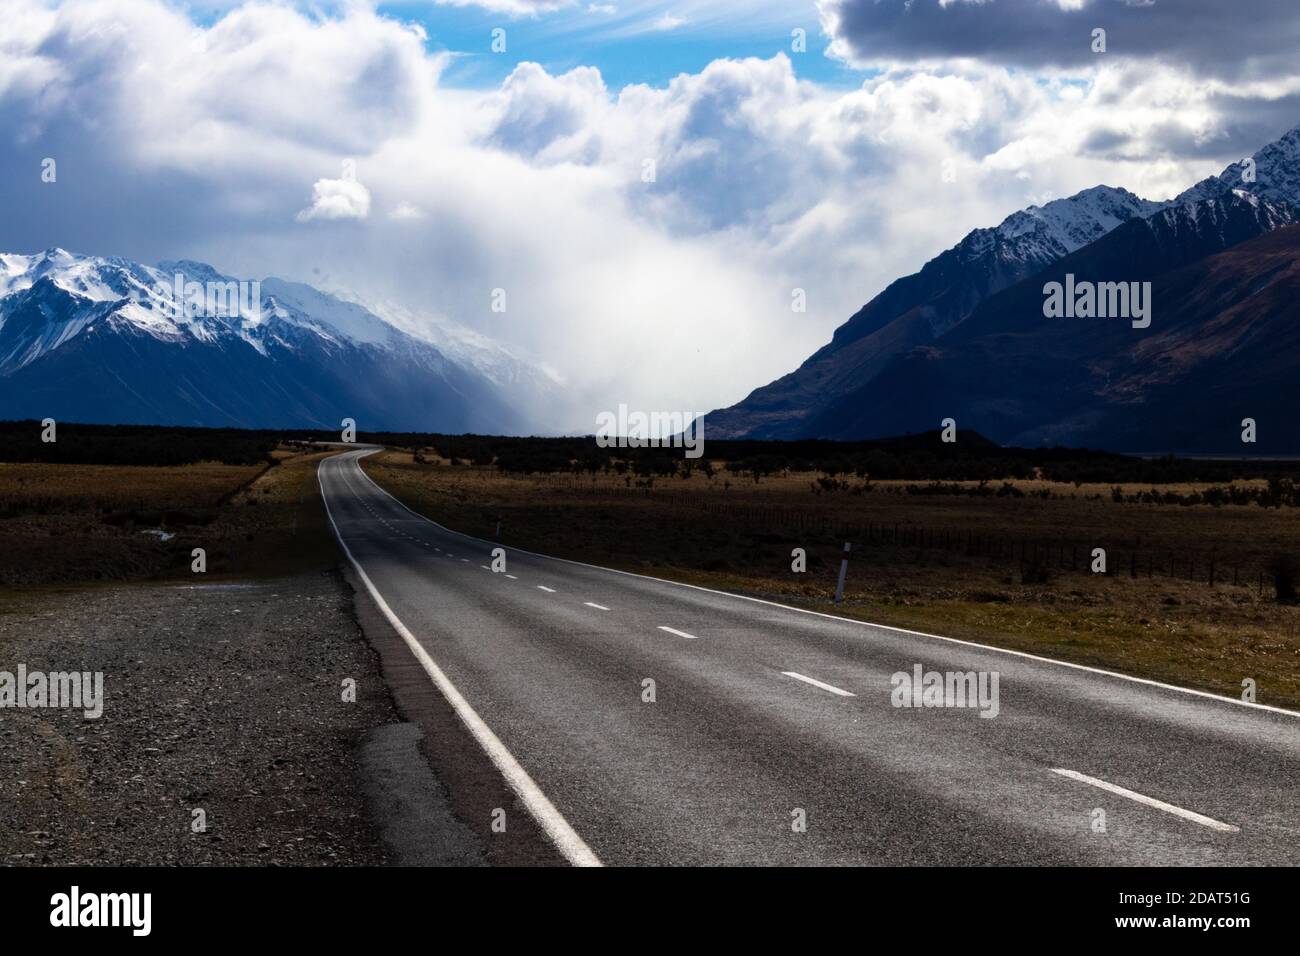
[549,476,1276,593]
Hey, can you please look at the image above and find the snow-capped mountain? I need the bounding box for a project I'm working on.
[704,122,1300,441]
[321,289,564,417]
[1175,124,1300,209]
[0,249,558,432]
[841,184,1166,344]
[702,184,1165,439]
[801,200,1300,453]
[968,185,1167,276]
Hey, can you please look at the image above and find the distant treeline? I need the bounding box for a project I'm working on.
[0,421,278,466]
[4,421,1300,483]
[374,429,1300,485]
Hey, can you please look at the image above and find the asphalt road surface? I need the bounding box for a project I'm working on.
[319,447,1300,866]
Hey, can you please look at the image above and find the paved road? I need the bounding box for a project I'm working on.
[319,448,1300,866]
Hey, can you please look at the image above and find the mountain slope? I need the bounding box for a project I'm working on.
[1175,124,1300,208]
[801,196,1300,454]
[706,122,1300,442]
[0,250,556,432]
[325,290,563,424]
[703,185,1164,439]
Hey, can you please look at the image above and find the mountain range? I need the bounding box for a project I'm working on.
[0,251,559,432]
[5,125,1300,451]
[705,123,1300,454]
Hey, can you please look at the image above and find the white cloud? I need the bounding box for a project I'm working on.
[296,176,372,222]
[388,201,428,221]
[431,0,575,15]
[2,0,1296,432]
[651,13,688,31]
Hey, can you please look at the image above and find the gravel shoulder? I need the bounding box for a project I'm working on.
[0,570,413,865]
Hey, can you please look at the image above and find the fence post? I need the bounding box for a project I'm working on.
[834,542,851,604]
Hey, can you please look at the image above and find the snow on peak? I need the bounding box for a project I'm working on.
[1175,122,1300,209]
[955,122,1300,277]
[258,278,397,347]
[322,286,564,392]
[0,249,562,412]
[992,185,1165,259]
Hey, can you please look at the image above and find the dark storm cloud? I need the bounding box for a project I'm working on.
[822,0,1300,80]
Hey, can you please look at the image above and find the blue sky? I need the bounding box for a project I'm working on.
[378,0,864,90]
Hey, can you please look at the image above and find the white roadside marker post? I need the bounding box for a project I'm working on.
[834,541,851,604]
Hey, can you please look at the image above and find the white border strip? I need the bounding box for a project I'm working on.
[350,450,1300,720]
[1050,769,1239,833]
[317,455,602,867]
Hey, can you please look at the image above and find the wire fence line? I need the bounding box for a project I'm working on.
[542,477,1279,594]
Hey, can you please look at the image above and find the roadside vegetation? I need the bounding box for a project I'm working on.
[0,426,339,589]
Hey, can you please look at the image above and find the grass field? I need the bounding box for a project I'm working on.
[0,446,337,589]
[362,449,1300,710]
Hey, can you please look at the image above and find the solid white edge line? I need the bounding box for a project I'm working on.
[348,450,1300,720]
[657,626,698,640]
[1050,768,1239,833]
[781,671,856,697]
[317,454,602,867]
[583,602,610,611]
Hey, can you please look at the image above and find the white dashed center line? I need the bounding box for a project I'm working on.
[537,586,556,593]
[1050,769,1240,832]
[504,574,518,580]
[657,626,698,640]
[583,602,610,611]
[781,671,855,697]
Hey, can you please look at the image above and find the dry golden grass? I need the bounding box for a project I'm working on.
[0,461,265,513]
[364,451,1300,709]
[0,447,337,588]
